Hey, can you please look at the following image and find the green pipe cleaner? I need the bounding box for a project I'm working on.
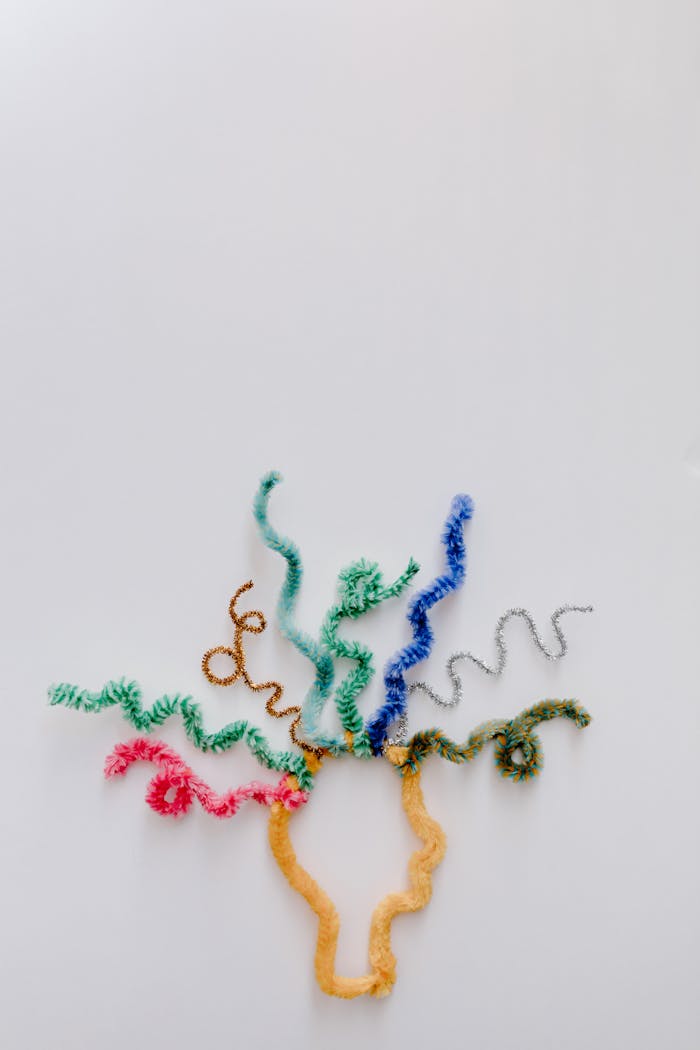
[47,679,314,789]
[320,558,420,756]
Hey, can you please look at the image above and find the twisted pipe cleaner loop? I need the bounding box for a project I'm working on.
[395,699,592,779]
[202,578,323,757]
[105,738,309,817]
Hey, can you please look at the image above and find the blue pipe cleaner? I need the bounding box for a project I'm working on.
[365,493,474,755]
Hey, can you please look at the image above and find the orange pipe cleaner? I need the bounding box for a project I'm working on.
[268,747,447,998]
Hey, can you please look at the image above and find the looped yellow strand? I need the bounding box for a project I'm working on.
[267,746,447,999]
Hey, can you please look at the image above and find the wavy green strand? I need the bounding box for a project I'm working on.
[320,558,420,756]
[48,679,314,790]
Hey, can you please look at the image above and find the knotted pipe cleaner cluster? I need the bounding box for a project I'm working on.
[49,469,593,999]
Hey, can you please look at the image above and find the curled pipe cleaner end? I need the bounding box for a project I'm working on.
[448,493,474,521]
[259,469,283,494]
[394,699,592,779]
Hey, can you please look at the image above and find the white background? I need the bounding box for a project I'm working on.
[1,2,699,1047]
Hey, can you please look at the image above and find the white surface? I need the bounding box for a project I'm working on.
[1,2,699,1048]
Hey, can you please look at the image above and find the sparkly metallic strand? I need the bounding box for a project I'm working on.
[383,713,409,750]
[407,604,594,712]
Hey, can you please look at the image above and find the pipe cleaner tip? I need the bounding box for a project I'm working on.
[104,753,128,778]
[450,493,474,520]
[260,470,283,493]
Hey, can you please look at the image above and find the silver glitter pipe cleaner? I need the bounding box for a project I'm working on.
[406,604,594,713]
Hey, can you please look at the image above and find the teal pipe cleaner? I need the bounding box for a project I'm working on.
[47,679,314,789]
[253,471,336,743]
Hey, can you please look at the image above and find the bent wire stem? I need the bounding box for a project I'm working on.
[394,699,592,778]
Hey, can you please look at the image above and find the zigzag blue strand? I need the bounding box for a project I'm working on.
[365,493,474,755]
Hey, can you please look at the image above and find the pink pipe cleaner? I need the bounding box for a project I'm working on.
[104,738,309,818]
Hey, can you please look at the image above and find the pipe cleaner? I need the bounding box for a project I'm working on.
[48,678,315,789]
[202,578,323,756]
[49,470,593,1000]
[314,557,420,755]
[268,747,445,998]
[106,738,309,817]
[392,698,591,775]
[408,604,594,708]
[253,471,336,744]
[254,473,420,753]
[366,492,474,755]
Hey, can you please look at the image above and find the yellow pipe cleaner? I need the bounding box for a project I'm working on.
[268,746,446,999]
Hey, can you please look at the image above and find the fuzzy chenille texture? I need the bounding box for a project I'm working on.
[105,738,309,818]
[253,472,420,755]
[253,471,336,742]
[268,747,445,999]
[318,557,420,756]
[366,493,474,755]
[48,679,314,789]
[49,471,594,1001]
[395,698,591,778]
